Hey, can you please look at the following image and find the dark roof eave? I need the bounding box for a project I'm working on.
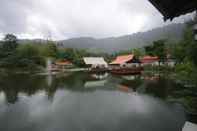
[149,0,169,21]
[149,0,197,21]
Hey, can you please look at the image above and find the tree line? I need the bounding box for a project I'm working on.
[0,34,111,70]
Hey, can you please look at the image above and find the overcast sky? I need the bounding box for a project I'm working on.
[0,0,194,40]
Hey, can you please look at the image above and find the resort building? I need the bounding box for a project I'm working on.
[83,57,108,69]
[110,54,141,68]
[140,56,159,66]
[54,59,73,70]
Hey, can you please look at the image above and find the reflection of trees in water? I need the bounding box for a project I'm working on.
[143,75,183,99]
[0,73,47,104]
[0,72,103,104]
[144,75,197,113]
[120,75,143,92]
[145,77,169,99]
[1,72,196,113]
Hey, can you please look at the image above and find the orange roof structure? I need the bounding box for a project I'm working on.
[141,56,159,63]
[55,60,72,66]
[110,54,134,65]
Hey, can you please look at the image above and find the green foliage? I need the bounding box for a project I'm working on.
[0,34,19,68]
[57,48,90,67]
[112,49,133,57]
[171,43,185,63]
[0,34,47,70]
[174,59,197,86]
[175,60,194,78]
[171,25,197,65]
[144,45,155,56]
[16,44,45,69]
[2,34,18,52]
[183,27,197,65]
[132,48,144,58]
[144,39,166,61]
[40,41,58,58]
[153,40,166,61]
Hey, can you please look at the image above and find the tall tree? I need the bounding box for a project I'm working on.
[41,41,58,58]
[0,34,19,68]
[144,39,166,61]
[132,48,143,58]
[152,40,166,62]
[144,45,155,56]
[2,34,18,52]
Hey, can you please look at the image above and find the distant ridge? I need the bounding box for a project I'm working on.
[20,23,186,53]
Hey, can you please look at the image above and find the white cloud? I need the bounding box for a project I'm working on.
[0,0,194,40]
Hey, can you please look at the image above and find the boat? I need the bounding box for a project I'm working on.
[89,68,109,73]
[110,67,143,75]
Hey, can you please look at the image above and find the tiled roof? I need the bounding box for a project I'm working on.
[110,54,134,64]
[141,56,159,63]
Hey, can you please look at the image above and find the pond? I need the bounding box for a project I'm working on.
[0,72,190,131]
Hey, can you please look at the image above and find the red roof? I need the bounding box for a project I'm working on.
[110,54,134,65]
[55,60,72,66]
[141,56,159,63]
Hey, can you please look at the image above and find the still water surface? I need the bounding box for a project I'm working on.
[0,72,186,131]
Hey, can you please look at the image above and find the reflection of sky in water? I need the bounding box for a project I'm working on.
[0,92,6,112]
[0,92,5,104]
[0,89,186,131]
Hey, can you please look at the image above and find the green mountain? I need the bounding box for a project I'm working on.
[19,23,186,53]
[58,23,186,52]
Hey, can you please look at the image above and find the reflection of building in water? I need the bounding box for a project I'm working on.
[46,74,53,87]
[84,80,107,88]
[142,73,161,83]
[121,75,157,94]
[91,73,109,80]
[118,85,131,93]
[118,85,140,96]
[122,75,141,81]
[144,76,160,82]
[0,92,5,104]
[120,75,143,92]
[46,58,52,74]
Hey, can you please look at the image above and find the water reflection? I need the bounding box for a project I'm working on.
[0,89,185,131]
[0,72,188,131]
